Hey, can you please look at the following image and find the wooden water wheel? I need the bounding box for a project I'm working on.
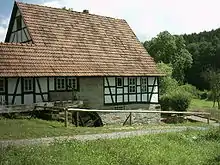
[72,111,103,127]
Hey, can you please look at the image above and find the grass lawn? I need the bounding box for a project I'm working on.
[189,99,220,121]
[0,118,208,140]
[0,128,219,165]
[190,99,215,110]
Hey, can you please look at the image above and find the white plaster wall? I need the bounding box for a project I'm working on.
[49,77,54,91]
[24,94,33,104]
[36,78,47,93]
[8,78,21,94]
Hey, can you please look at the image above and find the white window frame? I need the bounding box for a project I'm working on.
[67,77,77,90]
[24,78,33,92]
[56,77,66,90]
[0,78,5,92]
[129,77,136,93]
[141,77,147,93]
[116,77,123,87]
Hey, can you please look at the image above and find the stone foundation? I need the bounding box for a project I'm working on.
[98,104,161,125]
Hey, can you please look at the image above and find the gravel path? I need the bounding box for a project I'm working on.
[0,125,217,148]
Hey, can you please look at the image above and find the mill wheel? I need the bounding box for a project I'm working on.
[72,111,103,127]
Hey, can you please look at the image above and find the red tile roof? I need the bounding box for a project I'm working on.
[0,2,162,77]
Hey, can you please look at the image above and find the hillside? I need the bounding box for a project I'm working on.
[182,28,220,89]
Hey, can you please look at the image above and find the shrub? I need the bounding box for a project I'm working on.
[169,90,192,111]
[178,84,200,99]
[160,89,192,112]
[199,90,209,100]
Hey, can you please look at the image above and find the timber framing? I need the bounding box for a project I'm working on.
[104,76,159,105]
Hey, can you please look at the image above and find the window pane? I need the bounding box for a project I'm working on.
[57,78,66,90]
[67,78,77,90]
[24,78,33,92]
[61,79,65,88]
[117,77,122,87]
[29,80,32,90]
[0,79,4,92]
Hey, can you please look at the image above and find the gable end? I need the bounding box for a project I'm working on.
[5,2,32,43]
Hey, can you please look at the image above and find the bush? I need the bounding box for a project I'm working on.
[178,84,200,99]
[169,90,192,111]
[160,94,171,111]
[199,90,209,100]
[160,89,192,112]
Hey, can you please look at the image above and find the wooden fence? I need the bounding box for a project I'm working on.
[0,104,211,127]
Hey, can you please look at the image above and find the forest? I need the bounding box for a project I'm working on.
[143,28,220,110]
[144,28,220,90]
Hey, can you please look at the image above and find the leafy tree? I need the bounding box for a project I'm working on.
[144,31,193,83]
[203,69,220,109]
[183,28,220,89]
[156,62,178,95]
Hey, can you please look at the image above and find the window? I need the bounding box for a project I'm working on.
[67,78,77,90]
[129,77,136,93]
[24,78,33,92]
[0,78,5,92]
[116,77,123,87]
[56,78,66,90]
[16,16,22,30]
[141,78,147,93]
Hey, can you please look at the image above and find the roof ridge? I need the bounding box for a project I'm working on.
[16,1,125,21]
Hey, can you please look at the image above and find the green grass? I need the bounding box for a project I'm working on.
[0,118,208,140]
[189,99,220,121]
[190,99,215,109]
[0,118,145,140]
[1,128,220,165]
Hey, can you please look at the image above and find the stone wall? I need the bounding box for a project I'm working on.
[98,104,161,125]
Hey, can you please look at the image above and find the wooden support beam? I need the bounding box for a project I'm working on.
[129,112,132,126]
[76,111,79,127]
[123,113,131,126]
[64,108,68,127]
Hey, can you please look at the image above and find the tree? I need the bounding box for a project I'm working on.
[156,62,178,95]
[144,31,193,83]
[203,69,220,109]
[183,28,220,89]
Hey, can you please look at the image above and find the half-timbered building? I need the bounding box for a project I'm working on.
[0,2,162,110]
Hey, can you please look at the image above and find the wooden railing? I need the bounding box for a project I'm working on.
[0,104,211,127]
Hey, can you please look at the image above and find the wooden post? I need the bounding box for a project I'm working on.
[129,112,132,126]
[76,111,79,127]
[64,108,68,127]
[207,114,210,124]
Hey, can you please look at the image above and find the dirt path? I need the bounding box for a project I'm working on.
[1,125,218,148]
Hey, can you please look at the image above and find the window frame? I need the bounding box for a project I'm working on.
[129,77,136,93]
[141,77,147,93]
[56,77,66,90]
[0,78,5,92]
[24,78,33,92]
[67,77,77,90]
[116,77,123,87]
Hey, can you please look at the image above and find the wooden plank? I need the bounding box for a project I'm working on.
[67,108,210,115]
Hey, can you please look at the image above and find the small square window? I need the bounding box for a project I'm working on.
[116,77,123,87]
[57,78,66,90]
[24,78,33,92]
[67,78,77,90]
[0,78,5,92]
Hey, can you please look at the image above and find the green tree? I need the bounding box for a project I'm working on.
[156,62,178,95]
[203,69,220,109]
[144,31,193,83]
